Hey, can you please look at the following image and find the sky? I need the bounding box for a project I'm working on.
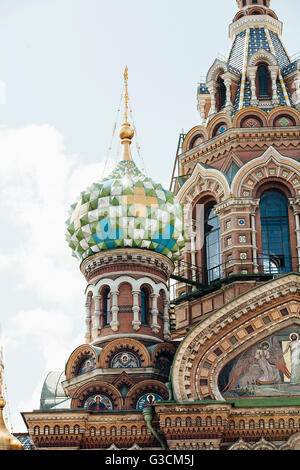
[0,0,299,432]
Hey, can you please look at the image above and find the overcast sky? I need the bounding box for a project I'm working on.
[0,0,299,432]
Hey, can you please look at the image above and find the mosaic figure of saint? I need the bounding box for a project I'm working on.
[111,352,140,368]
[283,333,300,385]
[79,358,95,375]
[222,336,290,393]
[86,395,112,411]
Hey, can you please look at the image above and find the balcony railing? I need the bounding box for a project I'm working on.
[170,255,299,302]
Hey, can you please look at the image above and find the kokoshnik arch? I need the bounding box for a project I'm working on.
[19,0,300,451]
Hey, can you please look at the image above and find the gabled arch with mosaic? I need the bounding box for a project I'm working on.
[171,274,300,403]
[71,380,123,410]
[124,380,169,410]
[98,338,151,369]
[65,344,98,380]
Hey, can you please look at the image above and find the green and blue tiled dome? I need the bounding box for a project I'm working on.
[66,124,186,262]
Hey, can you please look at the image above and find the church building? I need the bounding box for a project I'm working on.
[21,0,300,451]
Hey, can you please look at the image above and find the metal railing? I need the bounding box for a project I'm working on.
[170,255,299,301]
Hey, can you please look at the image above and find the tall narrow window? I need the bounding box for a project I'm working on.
[140,288,149,324]
[204,204,222,283]
[103,289,111,325]
[260,189,292,274]
[217,76,226,110]
[258,65,270,98]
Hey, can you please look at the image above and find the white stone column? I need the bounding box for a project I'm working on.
[84,296,92,343]
[92,295,101,339]
[190,232,197,281]
[291,204,300,272]
[207,81,217,116]
[269,66,279,104]
[251,213,259,274]
[197,97,207,124]
[221,73,233,108]
[110,290,119,332]
[150,294,160,334]
[163,299,171,341]
[247,66,258,105]
[132,290,141,331]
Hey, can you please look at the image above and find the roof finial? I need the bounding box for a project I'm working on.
[119,66,134,161]
[124,65,129,124]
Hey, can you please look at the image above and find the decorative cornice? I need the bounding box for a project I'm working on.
[229,14,282,39]
[179,127,300,168]
[214,197,259,214]
[81,249,174,281]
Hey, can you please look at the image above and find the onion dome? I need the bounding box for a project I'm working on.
[66,68,186,263]
[66,125,186,262]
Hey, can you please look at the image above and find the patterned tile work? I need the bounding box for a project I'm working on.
[269,31,290,70]
[282,62,297,77]
[14,434,35,450]
[231,26,295,115]
[198,84,209,95]
[228,30,247,72]
[238,28,250,112]
[66,160,186,262]
[247,27,271,57]
[264,27,291,107]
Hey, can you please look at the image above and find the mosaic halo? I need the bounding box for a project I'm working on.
[66,160,186,262]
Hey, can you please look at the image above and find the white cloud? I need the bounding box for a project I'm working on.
[9,308,82,371]
[0,124,114,431]
[0,124,114,304]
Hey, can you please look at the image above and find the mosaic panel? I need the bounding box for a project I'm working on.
[219,327,300,399]
[85,394,113,411]
[136,393,163,410]
[111,351,140,368]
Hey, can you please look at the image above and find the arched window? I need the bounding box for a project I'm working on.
[204,203,222,283]
[259,189,292,274]
[186,417,192,427]
[131,426,137,435]
[258,64,270,98]
[189,134,204,149]
[140,287,149,324]
[103,288,111,326]
[217,76,227,110]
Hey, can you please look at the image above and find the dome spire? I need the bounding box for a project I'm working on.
[119,66,134,162]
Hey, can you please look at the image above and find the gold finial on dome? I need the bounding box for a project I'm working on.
[119,66,134,161]
[0,345,23,450]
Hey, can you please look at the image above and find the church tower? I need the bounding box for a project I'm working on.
[166,0,300,450]
[22,0,300,452]
[22,69,186,450]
